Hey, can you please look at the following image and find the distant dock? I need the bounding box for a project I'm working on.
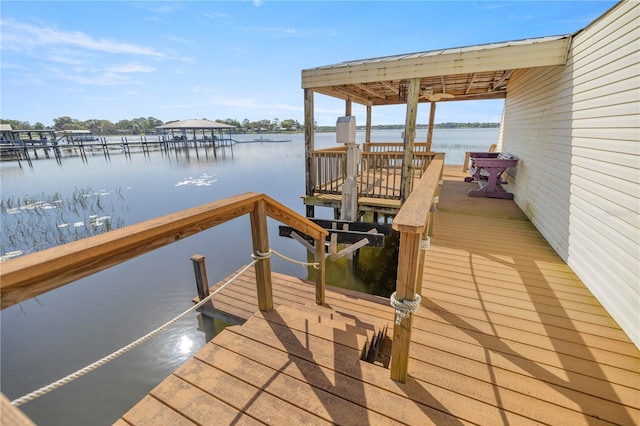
[0,135,234,167]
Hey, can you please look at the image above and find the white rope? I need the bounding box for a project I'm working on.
[11,259,259,407]
[252,248,320,270]
[390,292,422,325]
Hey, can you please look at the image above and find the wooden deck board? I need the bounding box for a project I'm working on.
[120,165,640,426]
[422,298,638,355]
[173,357,331,425]
[150,374,264,426]
[191,322,402,425]
[211,325,467,426]
[121,395,198,426]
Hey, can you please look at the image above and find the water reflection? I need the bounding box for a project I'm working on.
[197,314,228,342]
[307,231,400,297]
[175,173,217,187]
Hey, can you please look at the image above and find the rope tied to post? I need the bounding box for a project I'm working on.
[390,292,422,325]
[252,248,320,270]
[11,247,321,407]
[10,258,260,407]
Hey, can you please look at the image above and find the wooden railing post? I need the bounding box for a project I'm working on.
[315,239,325,305]
[250,199,273,312]
[390,231,422,383]
[190,254,210,301]
[390,153,444,383]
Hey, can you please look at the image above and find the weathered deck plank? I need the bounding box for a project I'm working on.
[119,165,640,426]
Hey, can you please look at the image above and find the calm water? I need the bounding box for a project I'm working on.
[0,128,496,425]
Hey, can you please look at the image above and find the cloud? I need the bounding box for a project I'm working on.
[1,63,30,70]
[0,19,166,58]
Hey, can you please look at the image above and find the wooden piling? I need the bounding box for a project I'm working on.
[191,254,210,301]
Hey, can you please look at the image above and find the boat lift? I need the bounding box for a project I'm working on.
[280,116,393,261]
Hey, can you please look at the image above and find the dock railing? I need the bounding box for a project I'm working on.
[389,152,444,383]
[360,151,436,198]
[311,143,436,199]
[0,192,328,310]
[312,146,347,194]
[362,142,429,153]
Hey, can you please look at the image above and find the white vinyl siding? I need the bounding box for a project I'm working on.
[501,0,640,347]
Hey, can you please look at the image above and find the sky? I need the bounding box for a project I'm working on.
[1,1,619,127]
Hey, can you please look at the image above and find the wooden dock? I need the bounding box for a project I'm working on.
[117,166,640,425]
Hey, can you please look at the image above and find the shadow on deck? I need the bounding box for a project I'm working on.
[118,166,639,425]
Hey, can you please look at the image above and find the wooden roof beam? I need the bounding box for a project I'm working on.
[355,83,386,99]
[465,73,477,95]
[381,81,399,95]
[489,70,513,92]
[331,86,373,105]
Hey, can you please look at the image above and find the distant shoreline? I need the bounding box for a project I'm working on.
[313,123,500,133]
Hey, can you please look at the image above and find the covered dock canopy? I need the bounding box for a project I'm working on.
[301,35,571,106]
[156,119,236,142]
[300,34,572,208]
[301,34,571,147]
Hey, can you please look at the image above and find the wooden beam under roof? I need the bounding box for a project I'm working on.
[381,81,399,95]
[465,73,477,95]
[489,70,513,92]
[331,86,373,106]
[355,83,386,100]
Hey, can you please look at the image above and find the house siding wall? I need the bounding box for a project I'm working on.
[500,0,640,347]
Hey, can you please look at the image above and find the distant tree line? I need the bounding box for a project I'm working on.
[365,122,500,130]
[1,117,497,134]
[314,121,500,132]
[0,117,304,135]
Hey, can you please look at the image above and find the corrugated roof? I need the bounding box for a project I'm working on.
[301,35,572,106]
[156,119,236,130]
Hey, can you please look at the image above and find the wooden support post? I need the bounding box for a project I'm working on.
[365,105,372,144]
[250,199,273,312]
[390,231,421,383]
[426,101,436,152]
[345,99,352,116]
[400,78,420,202]
[190,254,210,301]
[304,88,315,218]
[315,238,325,305]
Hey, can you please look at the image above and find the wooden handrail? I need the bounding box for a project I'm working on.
[315,146,347,152]
[362,142,429,153]
[0,192,328,310]
[389,153,444,383]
